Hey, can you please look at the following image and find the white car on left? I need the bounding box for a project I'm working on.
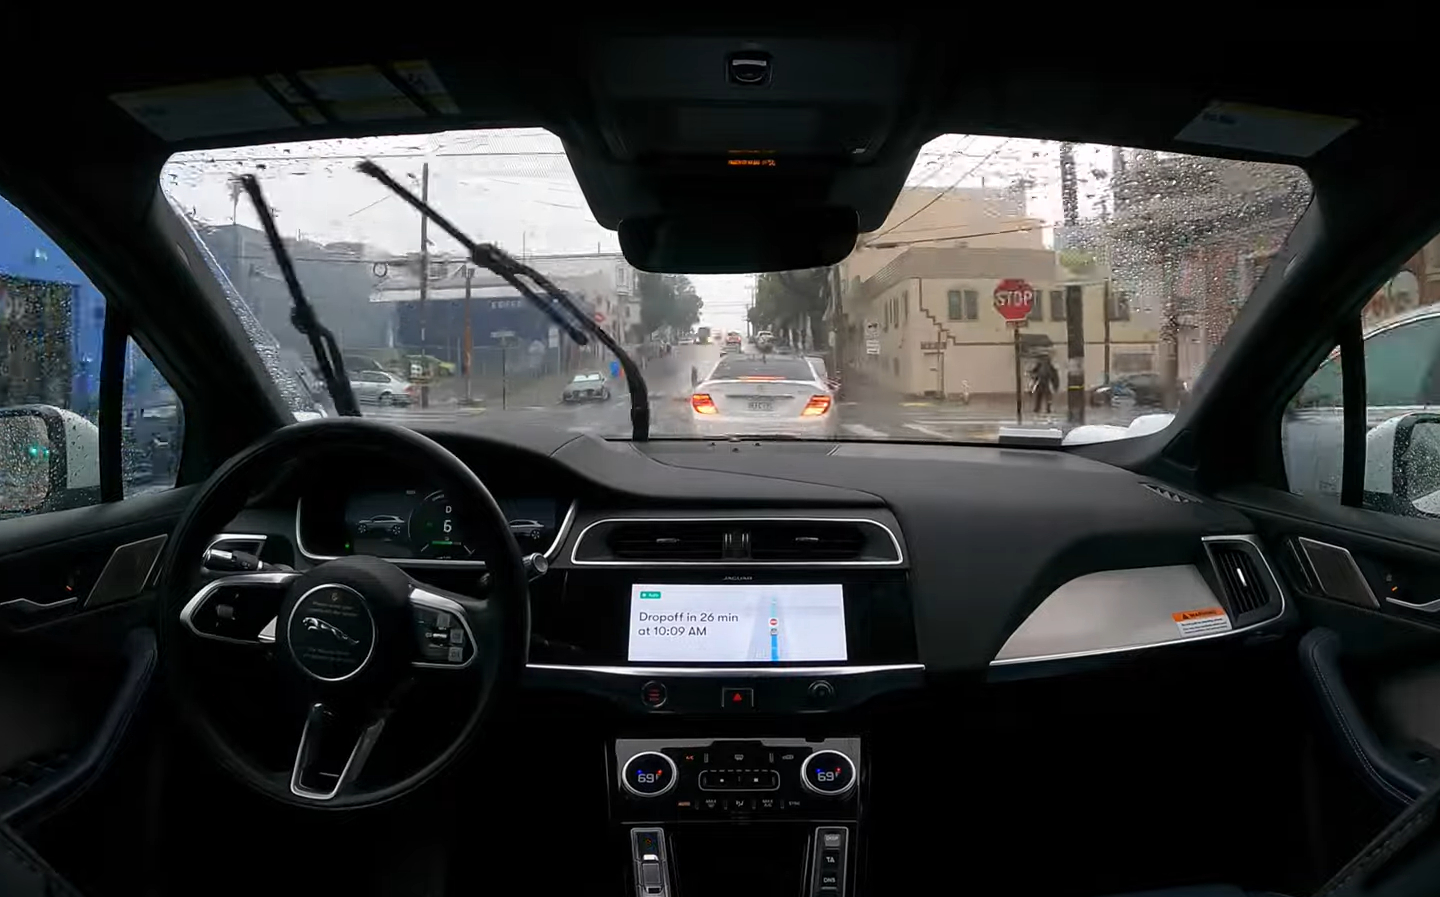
[348,370,416,406]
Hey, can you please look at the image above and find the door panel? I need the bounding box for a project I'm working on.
[1221,485,1440,811]
[0,486,191,831]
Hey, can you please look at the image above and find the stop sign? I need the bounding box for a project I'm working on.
[993,278,1036,322]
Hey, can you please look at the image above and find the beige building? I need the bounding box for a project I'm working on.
[841,187,1159,398]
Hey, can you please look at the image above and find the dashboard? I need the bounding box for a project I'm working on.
[223,421,1288,712]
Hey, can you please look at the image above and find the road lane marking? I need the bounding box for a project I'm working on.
[842,423,890,438]
[903,423,955,440]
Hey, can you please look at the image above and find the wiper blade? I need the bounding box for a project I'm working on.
[355,159,652,442]
[236,175,360,417]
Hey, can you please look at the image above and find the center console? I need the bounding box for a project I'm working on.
[614,737,862,897]
[525,513,919,897]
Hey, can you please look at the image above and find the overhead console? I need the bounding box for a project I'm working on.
[527,512,923,715]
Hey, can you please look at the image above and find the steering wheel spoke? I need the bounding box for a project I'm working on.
[180,572,298,645]
[289,701,390,802]
[408,583,491,671]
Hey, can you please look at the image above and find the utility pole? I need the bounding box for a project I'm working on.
[418,162,430,409]
[463,266,474,405]
[1060,143,1085,424]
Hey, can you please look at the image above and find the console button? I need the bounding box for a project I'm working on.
[800,750,856,797]
[721,687,753,709]
[621,752,677,798]
[808,679,836,704]
[641,681,667,708]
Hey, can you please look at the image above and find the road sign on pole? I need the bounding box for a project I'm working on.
[994,278,1036,322]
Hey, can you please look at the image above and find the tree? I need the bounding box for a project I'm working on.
[750,268,832,348]
[637,272,704,334]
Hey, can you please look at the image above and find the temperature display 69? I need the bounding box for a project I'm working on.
[408,490,473,560]
[621,751,677,797]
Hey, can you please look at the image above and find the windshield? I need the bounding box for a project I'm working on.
[162,129,1310,443]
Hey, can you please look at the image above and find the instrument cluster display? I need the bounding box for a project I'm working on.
[337,490,562,561]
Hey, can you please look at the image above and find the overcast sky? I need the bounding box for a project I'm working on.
[163,129,1112,337]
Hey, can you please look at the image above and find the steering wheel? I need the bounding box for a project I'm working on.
[156,419,528,809]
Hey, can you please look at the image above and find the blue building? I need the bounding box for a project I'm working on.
[0,196,108,414]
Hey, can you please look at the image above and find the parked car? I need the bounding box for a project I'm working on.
[1088,372,1180,407]
[562,371,611,403]
[348,370,416,406]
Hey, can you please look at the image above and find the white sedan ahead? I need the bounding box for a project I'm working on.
[690,354,837,438]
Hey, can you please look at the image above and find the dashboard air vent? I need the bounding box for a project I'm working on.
[606,522,727,561]
[1142,483,1198,503]
[1204,539,1277,618]
[574,517,903,565]
[750,521,867,561]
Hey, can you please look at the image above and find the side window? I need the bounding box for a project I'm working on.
[1363,318,1440,407]
[0,195,183,514]
[1282,237,1440,515]
[121,338,183,498]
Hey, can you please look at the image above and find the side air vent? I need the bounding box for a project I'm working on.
[750,521,868,561]
[1203,537,1282,620]
[574,518,903,565]
[1142,483,1198,504]
[606,523,728,561]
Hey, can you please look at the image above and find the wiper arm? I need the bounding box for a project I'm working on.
[355,159,652,442]
[237,175,360,417]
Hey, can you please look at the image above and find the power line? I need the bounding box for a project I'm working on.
[866,221,1048,248]
[176,151,567,164]
[870,138,1014,242]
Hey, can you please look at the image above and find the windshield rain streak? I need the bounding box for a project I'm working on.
[162,130,1311,444]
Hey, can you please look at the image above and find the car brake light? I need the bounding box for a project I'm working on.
[692,394,718,414]
[801,395,832,416]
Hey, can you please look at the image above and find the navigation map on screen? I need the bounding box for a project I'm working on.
[627,583,847,663]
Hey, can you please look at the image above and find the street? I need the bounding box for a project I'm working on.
[363,344,1147,441]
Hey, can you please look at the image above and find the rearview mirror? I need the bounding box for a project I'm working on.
[0,405,98,517]
[619,207,858,274]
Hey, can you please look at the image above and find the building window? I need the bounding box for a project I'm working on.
[1107,290,1132,322]
[1029,292,1043,321]
[903,291,909,324]
[947,290,963,321]
[1050,290,1066,321]
[892,357,900,376]
[1113,352,1153,374]
[963,290,979,320]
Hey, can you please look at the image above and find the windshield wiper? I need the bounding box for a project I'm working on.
[355,160,652,441]
[237,175,361,417]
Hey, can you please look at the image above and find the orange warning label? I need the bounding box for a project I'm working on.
[1172,607,1226,622]
[1172,606,1232,637]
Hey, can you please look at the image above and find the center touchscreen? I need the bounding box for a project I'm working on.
[626,583,848,663]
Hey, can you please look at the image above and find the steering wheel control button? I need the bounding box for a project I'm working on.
[720,687,754,709]
[641,680,667,708]
[621,752,677,798]
[800,750,856,797]
[413,604,472,666]
[285,584,377,682]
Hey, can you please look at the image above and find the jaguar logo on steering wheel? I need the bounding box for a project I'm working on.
[301,615,359,646]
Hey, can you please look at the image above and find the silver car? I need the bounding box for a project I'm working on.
[690,354,837,438]
[348,370,415,406]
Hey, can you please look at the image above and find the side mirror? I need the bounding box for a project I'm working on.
[1367,412,1440,515]
[0,405,98,517]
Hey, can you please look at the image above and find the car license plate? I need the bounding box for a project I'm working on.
[748,399,773,411]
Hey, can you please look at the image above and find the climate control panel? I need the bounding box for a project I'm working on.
[613,737,861,822]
